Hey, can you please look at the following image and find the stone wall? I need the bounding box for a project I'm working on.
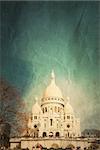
[10,137,93,149]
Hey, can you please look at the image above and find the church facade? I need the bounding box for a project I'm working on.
[28,71,81,139]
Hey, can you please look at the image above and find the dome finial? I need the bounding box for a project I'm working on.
[51,70,55,84]
[51,69,55,79]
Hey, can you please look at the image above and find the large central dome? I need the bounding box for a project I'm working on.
[43,70,63,99]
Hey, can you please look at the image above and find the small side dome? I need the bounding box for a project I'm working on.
[32,102,42,114]
[64,98,74,114]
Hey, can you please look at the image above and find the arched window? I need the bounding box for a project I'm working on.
[45,107,47,112]
[43,108,44,113]
[34,116,37,119]
[58,107,60,112]
[68,132,69,137]
[50,107,53,113]
[67,116,70,119]
[44,123,46,128]
[55,106,57,112]
[50,119,53,126]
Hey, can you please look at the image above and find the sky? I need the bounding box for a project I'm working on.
[1,1,100,131]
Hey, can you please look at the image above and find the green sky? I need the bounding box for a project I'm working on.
[1,1,100,130]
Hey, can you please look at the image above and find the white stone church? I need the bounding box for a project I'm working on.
[28,71,81,139]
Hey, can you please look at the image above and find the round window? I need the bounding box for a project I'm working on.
[34,125,37,128]
[67,124,70,128]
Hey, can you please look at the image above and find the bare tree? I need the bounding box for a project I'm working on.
[0,78,29,138]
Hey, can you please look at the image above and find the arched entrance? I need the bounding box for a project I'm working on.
[65,131,70,138]
[55,132,60,137]
[49,132,53,137]
[51,143,59,149]
[33,125,39,138]
[42,132,47,137]
[33,143,42,149]
[66,144,75,149]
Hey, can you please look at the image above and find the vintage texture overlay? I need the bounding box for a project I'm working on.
[0,1,100,137]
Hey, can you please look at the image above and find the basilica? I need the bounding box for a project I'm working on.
[28,71,81,139]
